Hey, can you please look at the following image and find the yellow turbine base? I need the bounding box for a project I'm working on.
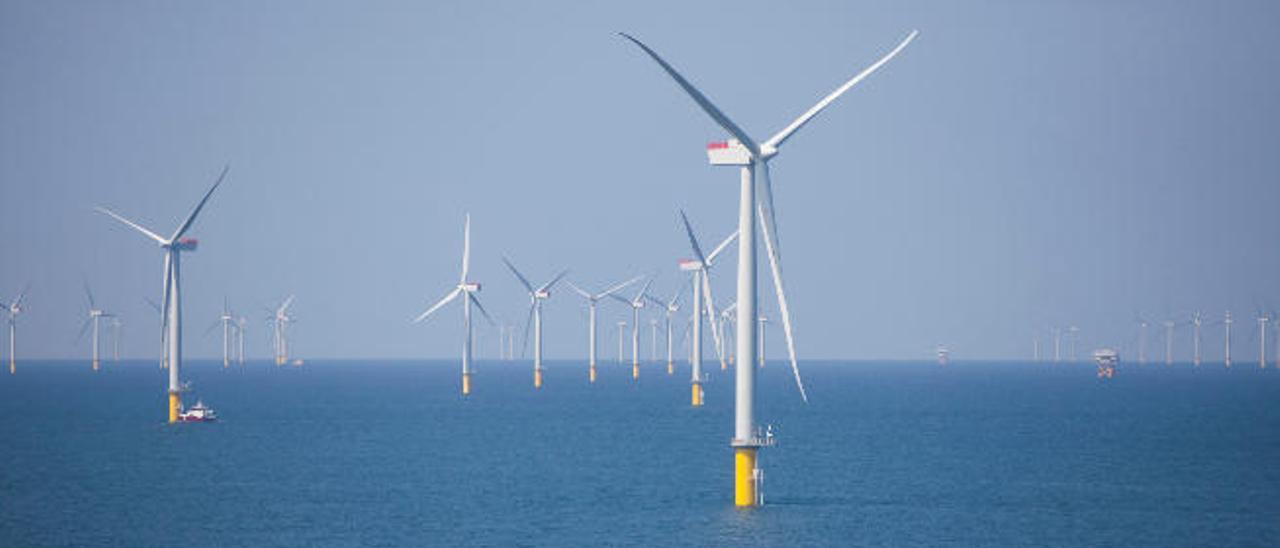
[535,369,544,389]
[632,363,639,380]
[9,360,14,375]
[92,360,99,372]
[462,373,472,395]
[168,392,181,424]
[589,366,597,383]
[721,361,727,371]
[691,382,703,407]
[667,361,674,375]
[735,448,758,507]
[224,359,229,369]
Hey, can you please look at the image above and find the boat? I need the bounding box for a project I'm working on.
[1093,348,1119,378]
[177,399,218,422]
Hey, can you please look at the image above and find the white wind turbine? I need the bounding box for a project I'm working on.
[624,29,915,507]
[110,316,122,363]
[236,315,247,365]
[77,283,116,372]
[1192,312,1203,367]
[678,210,736,404]
[413,215,495,395]
[644,283,687,376]
[567,276,641,383]
[503,257,568,389]
[97,165,228,423]
[269,295,296,366]
[610,278,655,380]
[210,298,234,368]
[1224,311,1233,367]
[3,285,29,374]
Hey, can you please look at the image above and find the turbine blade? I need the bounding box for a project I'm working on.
[619,33,760,155]
[566,281,593,300]
[75,317,92,344]
[607,293,632,306]
[763,30,918,150]
[521,303,535,358]
[144,297,161,314]
[280,295,295,314]
[502,256,535,294]
[756,162,783,270]
[635,277,655,302]
[460,214,471,283]
[701,272,724,359]
[83,281,96,310]
[599,275,643,300]
[758,201,808,403]
[679,210,708,265]
[537,269,570,294]
[170,164,229,241]
[707,230,739,264]
[413,287,461,323]
[13,283,31,308]
[468,293,497,327]
[95,207,168,245]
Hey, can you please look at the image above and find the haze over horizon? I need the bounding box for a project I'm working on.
[3,1,1278,361]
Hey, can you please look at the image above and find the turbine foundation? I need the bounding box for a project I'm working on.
[462,372,472,396]
[734,447,759,507]
[92,359,99,372]
[667,361,674,375]
[589,365,597,383]
[534,368,544,389]
[168,391,181,424]
[692,382,703,407]
[632,363,640,380]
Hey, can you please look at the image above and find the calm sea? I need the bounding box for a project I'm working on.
[1,359,1277,547]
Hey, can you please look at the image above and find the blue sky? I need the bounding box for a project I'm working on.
[2,1,1278,361]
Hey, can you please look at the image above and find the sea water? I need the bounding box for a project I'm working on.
[1,359,1277,547]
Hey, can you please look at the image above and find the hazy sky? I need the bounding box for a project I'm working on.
[2,0,1278,361]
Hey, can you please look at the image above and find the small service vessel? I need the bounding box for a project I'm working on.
[177,399,218,422]
[1093,348,1119,379]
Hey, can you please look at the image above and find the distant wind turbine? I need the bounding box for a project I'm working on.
[567,276,641,383]
[503,257,568,389]
[76,283,116,372]
[3,284,29,374]
[413,214,494,395]
[97,164,229,423]
[677,211,736,405]
[610,278,655,380]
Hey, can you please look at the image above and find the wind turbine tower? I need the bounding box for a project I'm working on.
[1259,315,1269,369]
[623,26,901,505]
[1053,327,1061,363]
[1164,320,1175,366]
[757,316,768,368]
[97,165,228,423]
[503,257,567,390]
[1224,311,1232,367]
[1192,312,1202,367]
[413,215,495,395]
[1068,326,1079,362]
[616,320,626,364]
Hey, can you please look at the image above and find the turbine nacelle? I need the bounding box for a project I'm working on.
[462,282,481,292]
[168,238,198,251]
[678,259,703,271]
[706,139,753,166]
[535,290,550,299]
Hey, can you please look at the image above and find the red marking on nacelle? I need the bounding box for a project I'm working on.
[179,238,198,245]
[706,142,729,150]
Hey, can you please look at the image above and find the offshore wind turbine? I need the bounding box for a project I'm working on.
[77,283,116,372]
[1163,319,1175,365]
[269,296,296,366]
[110,316,122,362]
[97,165,228,422]
[567,276,641,383]
[611,278,655,380]
[1192,312,1203,367]
[236,315,247,365]
[1068,326,1080,363]
[414,215,494,396]
[3,285,29,374]
[677,211,736,405]
[1258,314,1269,369]
[645,284,686,373]
[215,298,234,368]
[1224,311,1233,367]
[503,257,568,389]
[1053,327,1062,363]
[622,29,915,505]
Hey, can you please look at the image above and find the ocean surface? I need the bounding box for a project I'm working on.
[1,359,1277,547]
